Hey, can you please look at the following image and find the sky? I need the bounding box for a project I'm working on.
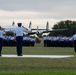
[0,0,76,29]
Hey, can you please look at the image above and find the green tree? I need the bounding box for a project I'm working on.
[52,20,76,36]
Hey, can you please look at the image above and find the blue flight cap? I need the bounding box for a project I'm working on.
[17,22,22,27]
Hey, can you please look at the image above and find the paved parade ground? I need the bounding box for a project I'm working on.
[1,54,74,58]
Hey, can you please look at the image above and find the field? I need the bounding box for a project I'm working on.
[0,43,76,75]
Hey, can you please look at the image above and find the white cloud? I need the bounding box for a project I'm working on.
[0,10,40,19]
[0,0,76,29]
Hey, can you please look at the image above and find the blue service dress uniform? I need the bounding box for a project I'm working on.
[72,34,76,52]
[14,25,26,56]
[0,30,4,56]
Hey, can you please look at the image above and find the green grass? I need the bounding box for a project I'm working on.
[0,43,76,75]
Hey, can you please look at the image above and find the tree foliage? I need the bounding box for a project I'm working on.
[51,20,76,36]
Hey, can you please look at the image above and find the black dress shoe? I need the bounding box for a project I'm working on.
[17,55,23,56]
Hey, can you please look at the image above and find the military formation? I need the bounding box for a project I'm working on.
[2,35,35,47]
[43,35,73,47]
[2,35,74,47]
